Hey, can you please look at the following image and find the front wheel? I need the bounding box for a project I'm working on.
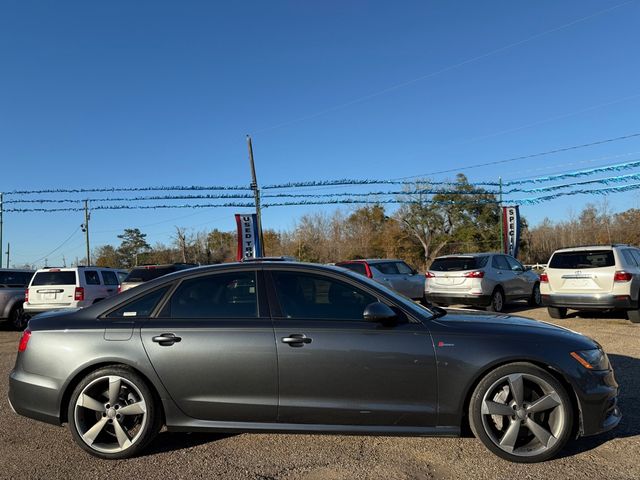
[68,366,161,459]
[469,362,573,463]
[528,283,541,307]
[486,289,504,313]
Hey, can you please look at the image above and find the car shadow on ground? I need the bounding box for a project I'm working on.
[144,431,236,455]
[557,353,640,458]
[566,310,629,321]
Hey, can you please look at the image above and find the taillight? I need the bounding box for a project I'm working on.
[117,285,122,294]
[614,271,632,282]
[25,288,29,303]
[425,271,435,278]
[74,287,85,301]
[464,271,484,278]
[18,329,31,352]
[540,273,549,283]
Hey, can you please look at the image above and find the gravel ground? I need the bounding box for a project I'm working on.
[1,306,638,480]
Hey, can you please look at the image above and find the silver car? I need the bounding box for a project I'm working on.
[335,259,425,301]
[425,253,541,312]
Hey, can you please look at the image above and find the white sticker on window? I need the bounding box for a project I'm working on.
[123,311,137,317]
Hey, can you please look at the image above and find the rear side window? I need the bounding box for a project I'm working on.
[84,270,101,285]
[166,272,257,318]
[0,271,33,287]
[430,256,487,271]
[101,271,119,285]
[107,286,172,318]
[549,251,615,269]
[124,267,176,283]
[32,271,76,286]
[631,250,640,267]
[395,262,414,274]
[372,262,399,274]
[338,263,367,276]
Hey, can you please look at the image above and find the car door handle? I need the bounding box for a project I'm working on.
[281,334,312,347]
[152,333,182,346]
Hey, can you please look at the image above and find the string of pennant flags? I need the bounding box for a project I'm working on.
[2,157,640,213]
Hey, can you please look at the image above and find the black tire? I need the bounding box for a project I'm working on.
[469,362,573,463]
[486,288,504,313]
[420,295,432,307]
[528,283,541,307]
[9,304,28,331]
[627,309,640,324]
[547,307,567,319]
[67,366,162,459]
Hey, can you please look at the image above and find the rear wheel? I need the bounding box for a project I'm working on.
[9,304,28,331]
[547,307,567,319]
[486,289,504,313]
[628,309,640,324]
[528,283,541,307]
[68,366,161,459]
[469,362,573,463]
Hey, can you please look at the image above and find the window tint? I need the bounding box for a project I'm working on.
[107,286,171,318]
[85,270,101,285]
[117,271,128,283]
[337,262,367,276]
[124,266,177,283]
[430,256,487,271]
[492,256,510,271]
[272,271,377,320]
[621,250,638,267]
[505,256,524,271]
[32,271,76,285]
[0,271,33,287]
[630,250,640,267]
[373,262,399,275]
[101,270,119,285]
[168,272,257,318]
[549,251,615,269]
[395,262,414,274]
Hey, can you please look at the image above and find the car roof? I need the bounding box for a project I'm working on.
[433,252,496,259]
[552,245,621,253]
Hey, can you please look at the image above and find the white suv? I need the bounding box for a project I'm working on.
[23,266,127,316]
[540,245,640,323]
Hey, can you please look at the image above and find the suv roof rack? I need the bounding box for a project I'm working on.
[241,256,296,262]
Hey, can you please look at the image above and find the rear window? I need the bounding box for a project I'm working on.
[430,256,488,271]
[338,262,367,276]
[124,266,177,283]
[549,251,615,269]
[32,271,77,285]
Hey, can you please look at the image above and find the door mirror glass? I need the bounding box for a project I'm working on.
[363,302,397,323]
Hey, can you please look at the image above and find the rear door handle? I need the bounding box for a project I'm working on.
[281,334,312,347]
[152,333,182,346]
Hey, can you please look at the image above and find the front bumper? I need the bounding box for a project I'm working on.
[425,293,491,307]
[576,367,621,437]
[542,293,635,310]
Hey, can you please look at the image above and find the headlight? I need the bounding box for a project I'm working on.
[570,349,609,370]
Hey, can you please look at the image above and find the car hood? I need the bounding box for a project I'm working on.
[432,308,596,347]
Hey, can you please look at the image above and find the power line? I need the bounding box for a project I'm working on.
[395,131,640,179]
[27,226,81,265]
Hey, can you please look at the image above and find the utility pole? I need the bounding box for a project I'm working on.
[0,192,3,269]
[246,135,265,256]
[5,242,9,268]
[81,200,91,265]
[498,177,504,253]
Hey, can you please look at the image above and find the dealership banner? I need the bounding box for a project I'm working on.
[502,206,521,258]
[235,213,263,261]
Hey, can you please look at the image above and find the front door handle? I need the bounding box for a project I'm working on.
[152,333,182,346]
[281,334,312,347]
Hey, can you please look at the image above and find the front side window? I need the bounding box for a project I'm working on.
[101,271,119,286]
[107,286,171,318]
[395,262,414,274]
[166,272,257,319]
[492,255,510,271]
[272,271,377,320]
[505,256,524,272]
[372,262,399,275]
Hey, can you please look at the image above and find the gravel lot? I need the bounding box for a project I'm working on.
[1,306,638,480]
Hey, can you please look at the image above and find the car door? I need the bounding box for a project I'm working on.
[491,255,518,300]
[141,269,278,422]
[395,261,424,299]
[504,256,530,299]
[371,262,408,296]
[99,270,119,298]
[267,268,437,427]
[83,269,103,302]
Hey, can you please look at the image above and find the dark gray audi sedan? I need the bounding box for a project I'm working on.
[9,260,620,462]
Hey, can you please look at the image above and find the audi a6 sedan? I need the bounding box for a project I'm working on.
[9,261,620,463]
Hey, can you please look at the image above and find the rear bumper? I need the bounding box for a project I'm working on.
[542,293,636,310]
[425,293,491,307]
[8,368,62,426]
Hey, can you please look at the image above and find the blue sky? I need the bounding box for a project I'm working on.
[1,0,640,267]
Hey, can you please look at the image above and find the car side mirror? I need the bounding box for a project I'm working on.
[363,302,397,323]
[524,265,532,271]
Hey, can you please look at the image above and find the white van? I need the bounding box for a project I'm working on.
[24,266,127,315]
